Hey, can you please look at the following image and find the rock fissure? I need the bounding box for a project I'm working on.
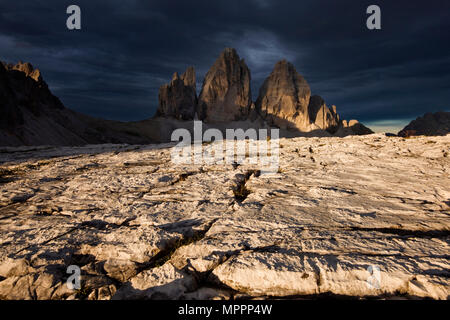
[232,170,260,202]
[136,219,219,274]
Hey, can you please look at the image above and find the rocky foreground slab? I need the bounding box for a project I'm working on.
[0,134,449,300]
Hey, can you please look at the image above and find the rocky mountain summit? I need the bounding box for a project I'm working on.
[3,61,43,82]
[0,61,64,131]
[157,48,253,123]
[156,48,373,136]
[156,67,197,120]
[255,59,312,131]
[398,112,450,137]
[197,48,252,122]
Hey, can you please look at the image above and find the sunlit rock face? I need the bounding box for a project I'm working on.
[255,60,312,131]
[197,48,252,122]
[5,61,42,82]
[151,48,374,137]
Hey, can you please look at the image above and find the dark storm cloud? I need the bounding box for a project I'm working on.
[0,0,449,126]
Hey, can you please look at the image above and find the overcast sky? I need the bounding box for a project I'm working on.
[1,0,449,132]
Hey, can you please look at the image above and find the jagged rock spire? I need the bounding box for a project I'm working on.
[157,66,197,120]
[196,48,252,122]
[255,59,311,131]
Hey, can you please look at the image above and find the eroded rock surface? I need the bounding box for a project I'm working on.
[0,134,449,299]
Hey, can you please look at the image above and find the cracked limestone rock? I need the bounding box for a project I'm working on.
[0,134,449,299]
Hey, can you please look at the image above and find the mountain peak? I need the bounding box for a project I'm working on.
[157,66,198,120]
[197,48,252,121]
[256,59,311,130]
[221,47,238,58]
[5,61,42,82]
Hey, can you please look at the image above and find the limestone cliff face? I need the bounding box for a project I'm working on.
[255,60,311,131]
[197,48,252,122]
[157,66,197,120]
[308,95,339,133]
